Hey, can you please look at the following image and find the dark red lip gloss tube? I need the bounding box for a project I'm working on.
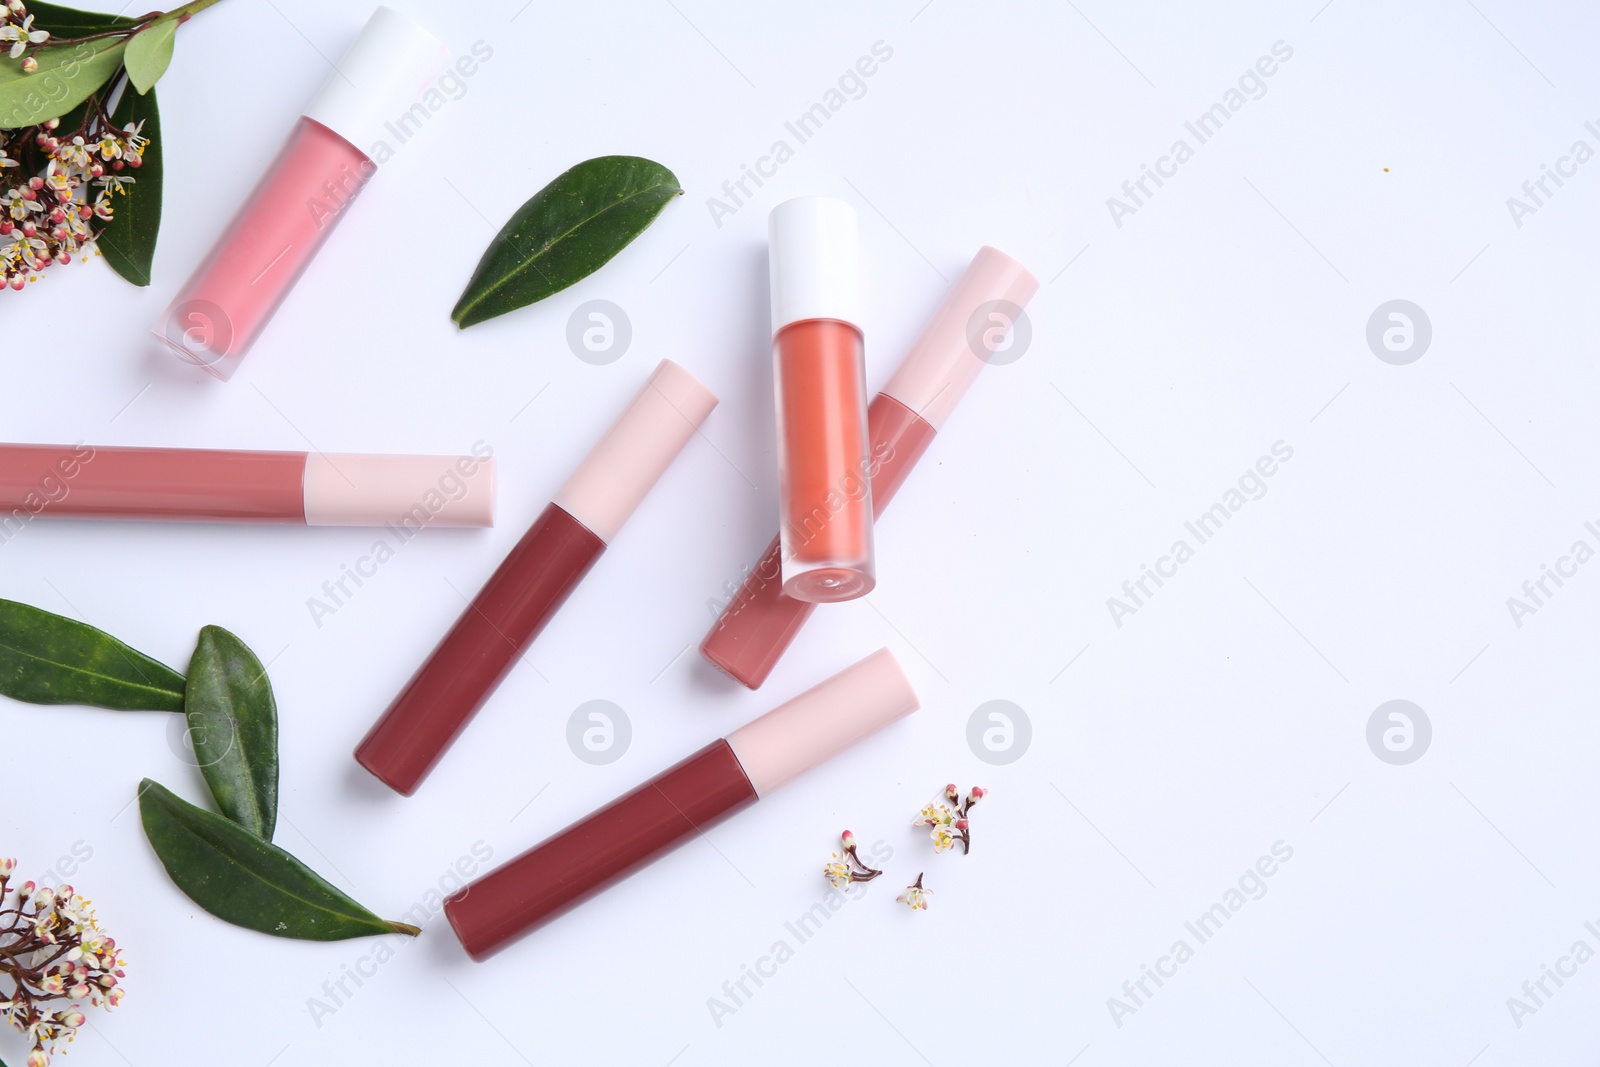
[355,360,717,796]
[443,648,918,960]
[700,247,1039,689]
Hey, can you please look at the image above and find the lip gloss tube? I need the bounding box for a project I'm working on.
[0,443,494,526]
[442,648,918,959]
[153,8,450,380]
[769,197,876,604]
[355,360,718,796]
[702,246,1039,688]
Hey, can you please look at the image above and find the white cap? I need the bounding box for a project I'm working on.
[302,7,451,155]
[768,197,860,335]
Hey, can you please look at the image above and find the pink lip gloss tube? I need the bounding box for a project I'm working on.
[442,648,918,960]
[356,360,718,796]
[702,246,1039,688]
[0,442,494,527]
[769,197,876,604]
[153,8,450,380]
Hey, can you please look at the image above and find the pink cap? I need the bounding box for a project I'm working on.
[302,452,495,527]
[878,246,1039,432]
[553,360,718,543]
[724,648,919,797]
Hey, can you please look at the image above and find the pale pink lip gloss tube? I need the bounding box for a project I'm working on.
[153,8,449,381]
[0,443,494,527]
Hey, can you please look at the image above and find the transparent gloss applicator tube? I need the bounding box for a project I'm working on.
[153,7,449,381]
[768,196,875,602]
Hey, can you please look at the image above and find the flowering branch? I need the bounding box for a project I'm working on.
[823,831,882,890]
[0,858,126,1067]
[912,784,984,855]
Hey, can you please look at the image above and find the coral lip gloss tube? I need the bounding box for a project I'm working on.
[702,246,1039,689]
[355,360,718,796]
[153,8,449,380]
[769,197,876,604]
[0,442,494,527]
[443,648,918,960]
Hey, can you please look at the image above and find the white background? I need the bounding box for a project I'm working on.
[5,0,1600,1064]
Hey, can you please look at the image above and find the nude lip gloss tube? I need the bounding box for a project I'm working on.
[442,648,918,959]
[768,197,876,604]
[153,8,450,381]
[355,360,718,796]
[702,246,1039,689]
[0,443,494,526]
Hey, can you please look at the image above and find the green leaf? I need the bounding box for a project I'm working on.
[139,779,420,941]
[451,155,682,329]
[99,81,161,285]
[182,626,278,841]
[122,18,176,94]
[24,1,139,36]
[0,599,184,711]
[0,36,128,130]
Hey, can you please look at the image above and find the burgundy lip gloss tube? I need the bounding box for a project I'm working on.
[700,246,1039,689]
[153,8,450,381]
[0,443,494,526]
[443,648,918,960]
[355,360,718,796]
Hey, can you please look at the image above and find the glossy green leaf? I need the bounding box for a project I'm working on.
[182,626,278,840]
[122,18,176,94]
[451,155,682,329]
[99,81,162,286]
[0,36,127,130]
[0,599,184,711]
[139,779,420,941]
[24,2,139,36]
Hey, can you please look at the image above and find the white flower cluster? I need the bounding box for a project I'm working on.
[0,858,127,1067]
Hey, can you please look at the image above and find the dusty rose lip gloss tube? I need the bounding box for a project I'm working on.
[442,648,918,960]
[0,443,494,526]
[701,246,1039,689]
[355,360,718,796]
[769,196,876,604]
[153,7,450,381]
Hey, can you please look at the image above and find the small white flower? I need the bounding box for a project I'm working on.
[6,14,47,58]
[896,880,933,911]
[823,857,853,890]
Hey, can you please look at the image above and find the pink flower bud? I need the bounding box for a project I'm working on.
[956,818,969,830]
[8,276,23,291]
[968,786,985,800]
[27,176,42,190]
[20,57,37,74]
[26,1049,48,1067]
[61,1011,85,1028]
[49,208,64,223]
[127,156,141,168]
[945,783,958,798]
[21,222,35,237]
[21,187,36,200]
[45,117,59,130]
[841,831,856,850]
[0,857,13,876]
[17,880,35,898]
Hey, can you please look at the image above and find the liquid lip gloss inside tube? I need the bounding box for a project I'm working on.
[768,197,875,603]
[355,360,718,796]
[702,246,1039,688]
[0,443,494,526]
[152,8,449,380]
[443,648,918,960]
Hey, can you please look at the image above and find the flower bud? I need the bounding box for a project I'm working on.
[20,56,37,74]
[0,858,13,877]
[956,818,969,830]
[17,880,35,899]
[945,783,958,799]
[968,786,985,801]
[44,117,59,129]
[841,831,856,850]
[27,1049,48,1067]
[33,886,54,908]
